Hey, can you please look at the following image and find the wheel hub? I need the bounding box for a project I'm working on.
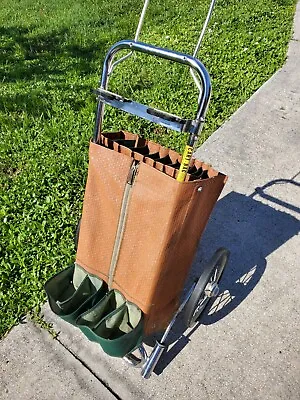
[204,282,219,298]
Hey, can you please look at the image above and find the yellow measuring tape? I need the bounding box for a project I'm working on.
[176,145,193,182]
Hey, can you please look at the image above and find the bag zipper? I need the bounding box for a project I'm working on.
[108,160,140,289]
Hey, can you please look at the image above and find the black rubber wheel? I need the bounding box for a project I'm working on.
[74,218,81,250]
[183,247,230,328]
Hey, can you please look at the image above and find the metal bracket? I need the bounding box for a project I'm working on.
[123,345,148,368]
[95,88,202,134]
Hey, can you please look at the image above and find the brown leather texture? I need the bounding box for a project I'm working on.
[76,132,227,335]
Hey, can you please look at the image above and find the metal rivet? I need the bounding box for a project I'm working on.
[197,187,203,192]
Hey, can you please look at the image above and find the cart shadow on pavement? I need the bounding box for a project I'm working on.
[153,176,300,375]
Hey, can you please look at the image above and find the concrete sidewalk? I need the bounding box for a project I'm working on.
[1,3,300,400]
[0,321,118,400]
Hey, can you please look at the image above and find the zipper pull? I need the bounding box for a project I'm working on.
[127,161,140,185]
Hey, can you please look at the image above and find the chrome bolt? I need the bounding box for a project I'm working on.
[205,282,220,298]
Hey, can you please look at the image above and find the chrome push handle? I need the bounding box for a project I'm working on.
[108,0,217,91]
[94,40,211,143]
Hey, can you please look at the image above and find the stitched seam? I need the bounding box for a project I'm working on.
[111,282,147,308]
[75,258,109,280]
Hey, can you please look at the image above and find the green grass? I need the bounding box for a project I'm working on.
[0,0,296,337]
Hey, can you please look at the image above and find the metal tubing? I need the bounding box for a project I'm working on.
[108,0,150,74]
[123,345,148,368]
[193,0,217,58]
[141,342,166,379]
[160,283,196,343]
[95,0,218,141]
[134,0,150,41]
[94,40,211,141]
[140,283,196,379]
[190,0,217,92]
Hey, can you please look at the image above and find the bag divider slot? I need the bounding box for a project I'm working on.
[169,161,181,170]
[99,132,218,183]
[133,146,151,155]
[155,155,173,165]
[145,152,160,160]
[118,144,133,158]
[114,139,137,148]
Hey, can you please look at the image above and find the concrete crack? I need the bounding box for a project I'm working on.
[54,336,123,400]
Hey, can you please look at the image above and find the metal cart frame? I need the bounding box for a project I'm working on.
[89,0,229,378]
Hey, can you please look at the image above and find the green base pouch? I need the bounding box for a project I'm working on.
[77,290,143,357]
[76,289,125,340]
[44,263,107,325]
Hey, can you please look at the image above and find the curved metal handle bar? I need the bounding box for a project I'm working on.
[94,40,211,141]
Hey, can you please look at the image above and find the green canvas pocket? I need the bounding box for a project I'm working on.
[94,301,143,357]
[46,269,144,357]
[77,291,143,357]
[44,263,107,325]
[76,289,125,341]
